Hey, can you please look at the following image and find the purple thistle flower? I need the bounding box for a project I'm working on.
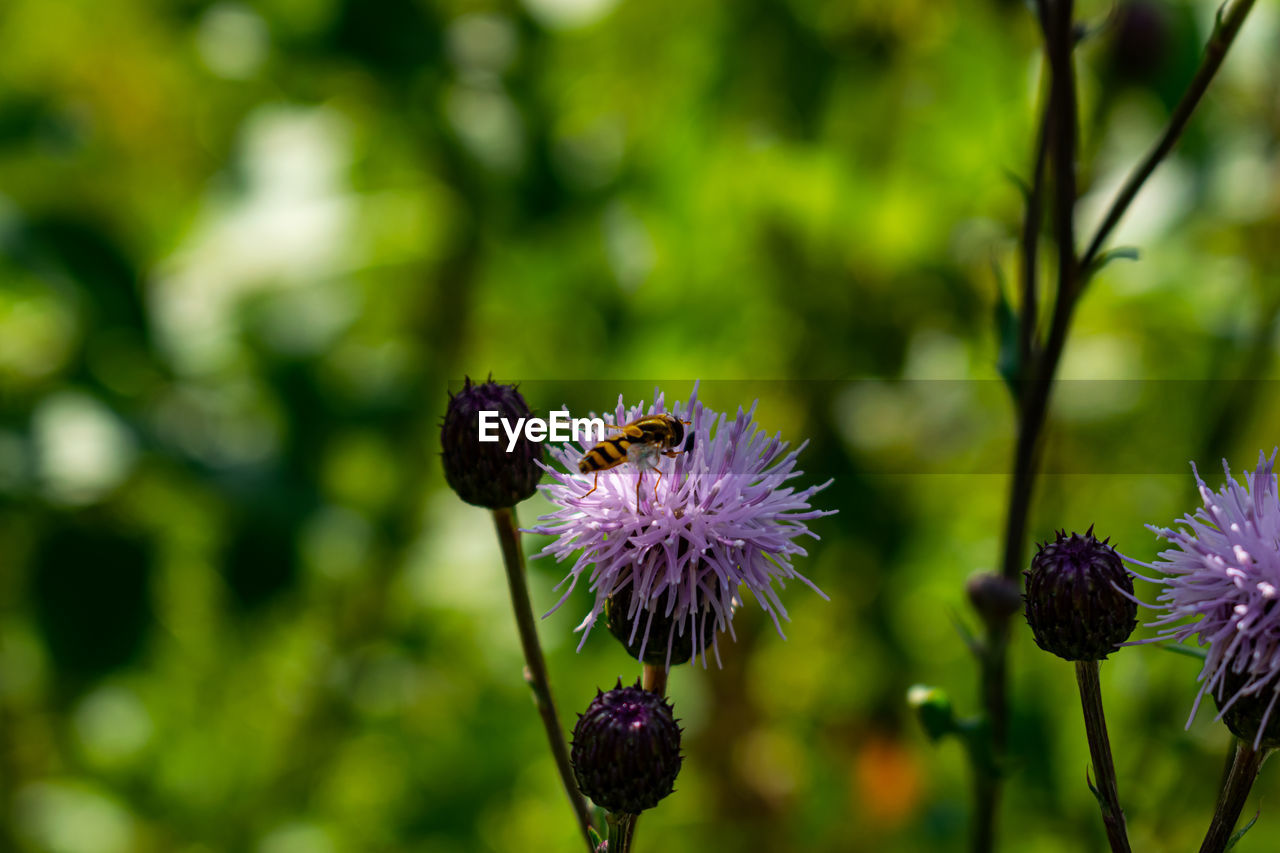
[528,384,834,667]
[1126,450,1280,748]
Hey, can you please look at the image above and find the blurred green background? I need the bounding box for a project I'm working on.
[2,0,1280,850]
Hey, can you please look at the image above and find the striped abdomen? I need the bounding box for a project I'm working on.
[578,436,633,474]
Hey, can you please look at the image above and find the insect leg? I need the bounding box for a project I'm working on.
[635,470,643,512]
[582,471,600,499]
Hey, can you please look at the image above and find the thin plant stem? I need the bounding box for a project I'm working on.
[970,2,1257,848]
[972,620,1006,853]
[1019,82,1052,363]
[607,812,637,853]
[492,506,596,853]
[1001,0,1078,583]
[1081,0,1259,272]
[643,663,669,696]
[626,663,670,849]
[1199,741,1267,853]
[1043,0,1078,306]
[1217,737,1239,793]
[1074,661,1131,853]
[972,5,1080,851]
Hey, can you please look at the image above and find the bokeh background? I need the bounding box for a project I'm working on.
[2,0,1280,850]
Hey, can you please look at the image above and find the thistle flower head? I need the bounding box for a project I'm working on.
[529,384,833,667]
[571,679,682,815]
[1127,450,1280,748]
[1024,527,1137,662]
[440,376,543,509]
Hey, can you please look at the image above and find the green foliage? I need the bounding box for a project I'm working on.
[1,1,1278,851]
[1228,811,1260,851]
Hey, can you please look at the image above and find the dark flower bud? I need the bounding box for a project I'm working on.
[1109,1,1172,83]
[440,376,543,509]
[571,679,682,815]
[1214,669,1280,750]
[605,584,719,667]
[966,571,1022,628]
[1024,527,1137,662]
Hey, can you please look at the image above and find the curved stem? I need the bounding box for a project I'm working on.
[972,6,1080,852]
[1080,0,1258,272]
[1075,661,1131,853]
[492,507,596,852]
[967,3,1260,853]
[1199,740,1267,853]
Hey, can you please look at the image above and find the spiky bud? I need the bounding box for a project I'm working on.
[1024,528,1137,662]
[571,679,682,815]
[440,376,543,509]
[605,585,719,667]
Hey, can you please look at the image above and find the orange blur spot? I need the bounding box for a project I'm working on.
[853,735,923,827]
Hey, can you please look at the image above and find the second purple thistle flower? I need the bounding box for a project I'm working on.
[529,385,835,667]
[1127,450,1280,748]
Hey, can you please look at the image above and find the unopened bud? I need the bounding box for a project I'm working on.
[571,679,683,815]
[1024,528,1137,662]
[440,376,543,509]
[966,571,1022,627]
[605,585,719,667]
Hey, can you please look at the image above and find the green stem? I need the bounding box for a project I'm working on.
[972,620,1007,853]
[972,8,1079,851]
[625,663,670,851]
[643,663,668,697]
[607,812,636,853]
[1075,661,1131,853]
[1080,0,1259,272]
[1043,0,1078,305]
[1199,741,1267,853]
[968,3,1259,853]
[492,507,596,852]
[1018,72,1051,362]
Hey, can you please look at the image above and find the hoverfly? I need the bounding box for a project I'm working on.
[578,413,691,511]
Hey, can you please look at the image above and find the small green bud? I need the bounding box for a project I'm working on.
[907,684,957,742]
